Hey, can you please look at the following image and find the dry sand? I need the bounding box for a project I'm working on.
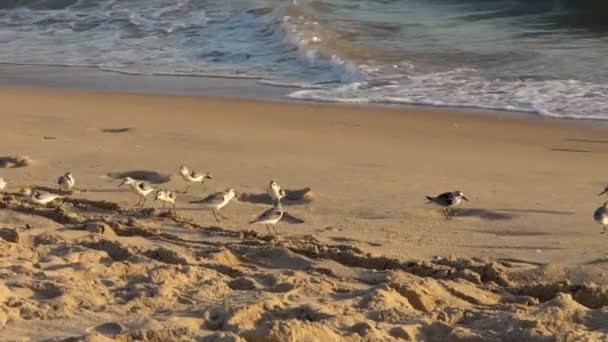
[2,87,608,340]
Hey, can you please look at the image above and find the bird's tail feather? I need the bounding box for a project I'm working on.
[425,196,434,202]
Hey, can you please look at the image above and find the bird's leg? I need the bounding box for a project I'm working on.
[136,196,142,207]
[219,211,229,220]
[184,183,191,193]
[604,225,607,234]
[212,210,221,223]
[273,226,279,235]
[141,196,146,207]
[266,225,273,235]
[443,207,451,220]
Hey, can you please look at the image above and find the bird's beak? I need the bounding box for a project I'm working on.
[463,196,469,201]
[599,190,607,196]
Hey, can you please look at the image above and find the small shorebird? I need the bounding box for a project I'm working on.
[0,177,6,191]
[250,199,284,235]
[155,189,177,208]
[20,187,32,197]
[594,201,608,234]
[30,190,62,206]
[267,180,284,201]
[120,177,155,206]
[180,165,213,193]
[189,188,237,222]
[57,172,75,191]
[426,191,469,219]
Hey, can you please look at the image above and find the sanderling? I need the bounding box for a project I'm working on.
[189,188,237,222]
[57,172,75,191]
[30,190,63,205]
[594,201,608,234]
[425,191,469,219]
[267,180,283,201]
[250,198,283,235]
[180,165,213,193]
[155,189,177,208]
[0,177,6,191]
[120,177,155,206]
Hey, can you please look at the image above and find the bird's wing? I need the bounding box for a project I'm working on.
[436,192,452,200]
[191,192,224,204]
[139,183,154,191]
[594,208,606,220]
[190,171,204,179]
[434,192,454,205]
[251,207,282,223]
[281,211,305,224]
[284,187,311,200]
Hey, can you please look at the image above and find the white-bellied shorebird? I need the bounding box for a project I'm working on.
[180,165,213,193]
[594,201,608,234]
[267,180,284,201]
[57,172,75,191]
[155,189,177,208]
[119,177,155,206]
[426,191,469,219]
[189,188,237,222]
[250,198,283,235]
[30,190,62,205]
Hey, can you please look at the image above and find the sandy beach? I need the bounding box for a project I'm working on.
[2,86,608,341]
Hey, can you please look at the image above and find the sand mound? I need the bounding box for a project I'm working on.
[1,190,608,341]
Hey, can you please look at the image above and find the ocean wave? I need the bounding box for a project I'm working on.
[287,69,608,120]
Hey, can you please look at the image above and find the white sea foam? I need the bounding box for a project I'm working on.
[287,71,608,120]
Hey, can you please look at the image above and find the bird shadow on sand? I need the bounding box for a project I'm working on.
[101,128,134,134]
[493,208,575,215]
[30,186,72,196]
[107,170,171,184]
[461,244,565,251]
[452,208,514,221]
[0,156,33,168]
[566,138,608,144]
[84,188,130,193]
[281,212,306,224]
[551,148,591,153]
[238,188,313,206]
[465,229,551,237]
[330,236,383,247]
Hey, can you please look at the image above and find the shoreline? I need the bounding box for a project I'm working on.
[2,63,607,128]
